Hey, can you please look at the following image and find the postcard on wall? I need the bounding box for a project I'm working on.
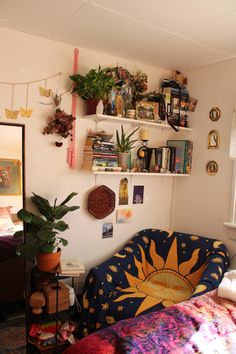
[116,208,133,224]
[133,185,144,204]
[119,177,128,205]
[102,222,113,239]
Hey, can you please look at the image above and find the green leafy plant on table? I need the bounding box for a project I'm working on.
[15,192,79,271]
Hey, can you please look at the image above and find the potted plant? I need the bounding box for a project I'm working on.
[116,125,140,171]
[15,192,79,272]
[70,65,116,115]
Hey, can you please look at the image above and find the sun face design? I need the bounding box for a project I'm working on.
[114,237,206,316]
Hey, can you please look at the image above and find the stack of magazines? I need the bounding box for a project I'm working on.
[59,259,85,276]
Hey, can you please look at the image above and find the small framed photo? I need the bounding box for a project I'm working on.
[187,97,198,112]
[208,130,220,149]
[206,160,218,176]
[136,101,159,122]
[209,107,221,121]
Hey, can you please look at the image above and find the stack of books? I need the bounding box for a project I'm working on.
[81,131,119,171]
[59,259,85,276]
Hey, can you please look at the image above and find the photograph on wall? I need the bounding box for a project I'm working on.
[102,222,114,239]
[133,185,144,204]
[119,177,129,205]
[0,158,21,195]
[208,130,220,149]
[116,209,133,224]
[206,160,218,176]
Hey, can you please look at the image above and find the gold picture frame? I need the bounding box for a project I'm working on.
[208,130,220,149]
[209,107,221,121]
[206,160,218,176]
[0,158,21,195]
[136,101,159,122]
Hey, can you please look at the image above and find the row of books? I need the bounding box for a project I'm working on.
[81,132,119,171]
[148,140,193,174]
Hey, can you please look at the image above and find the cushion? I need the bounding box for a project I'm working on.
[0,206,14,232]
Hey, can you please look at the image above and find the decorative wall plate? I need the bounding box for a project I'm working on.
[87,185,116,219]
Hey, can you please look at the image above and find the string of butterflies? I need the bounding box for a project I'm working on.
[1,72,62,119]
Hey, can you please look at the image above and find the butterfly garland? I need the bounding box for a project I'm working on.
[1,72,61,119]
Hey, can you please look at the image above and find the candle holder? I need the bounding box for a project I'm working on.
[137,139,149,172]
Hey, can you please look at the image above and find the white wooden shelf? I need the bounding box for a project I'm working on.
[92,171,190,177]
[82,114,192,132]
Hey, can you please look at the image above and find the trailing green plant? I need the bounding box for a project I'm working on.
[15,192,79,261]
[116,125,140,152]
[70,66,116,100]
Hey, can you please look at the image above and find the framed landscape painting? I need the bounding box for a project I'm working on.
[0,158,21,195]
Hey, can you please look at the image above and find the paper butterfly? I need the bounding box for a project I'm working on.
[38,86,52,97]
[20,107,33,118]
[5,108,19,119]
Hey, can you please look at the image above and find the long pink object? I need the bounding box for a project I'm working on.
[67,48,79,168]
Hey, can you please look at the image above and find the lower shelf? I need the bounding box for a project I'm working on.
[93,171,190,176]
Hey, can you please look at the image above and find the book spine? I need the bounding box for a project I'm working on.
[169,147,176,172]
[184,141,193,174]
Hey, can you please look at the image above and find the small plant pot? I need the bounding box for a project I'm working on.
[36,249,61,272]
[85,99,100,115]
[118,152,131,172]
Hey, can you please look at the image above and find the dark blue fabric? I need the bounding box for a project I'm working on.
[80,229,229,337]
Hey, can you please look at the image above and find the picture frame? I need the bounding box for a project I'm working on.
[208,130,220,149]
[206,160,218,176]
[209,107,221,121]
[0,158,21,195]
[136,101,159,122]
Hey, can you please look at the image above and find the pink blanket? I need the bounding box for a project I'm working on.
[64,290,236,354]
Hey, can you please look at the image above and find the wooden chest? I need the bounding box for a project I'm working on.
[43,281,69,314]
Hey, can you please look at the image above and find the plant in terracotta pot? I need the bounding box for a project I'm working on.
[15,192,79,272]
[70,65,116,115]
[116,125,140,171]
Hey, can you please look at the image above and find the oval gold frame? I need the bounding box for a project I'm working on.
[209,107,221,121]
[206,160,218,176]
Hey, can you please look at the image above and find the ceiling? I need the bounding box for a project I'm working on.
[1,0,236,70]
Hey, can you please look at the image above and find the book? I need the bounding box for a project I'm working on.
[167,140,193,174]
[59,259,85,275]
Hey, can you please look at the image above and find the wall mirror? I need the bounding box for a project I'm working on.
[0,122,25,321]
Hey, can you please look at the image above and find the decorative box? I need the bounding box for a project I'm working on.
[43,281,69,314]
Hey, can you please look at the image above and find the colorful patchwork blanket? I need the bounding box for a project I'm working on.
[64,290,236,354]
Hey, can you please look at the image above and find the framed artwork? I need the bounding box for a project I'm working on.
[209,107,221,121]
[136,101,159,122]
[0,158,21,195]
[208,130,220,149]
[206,160,218,176]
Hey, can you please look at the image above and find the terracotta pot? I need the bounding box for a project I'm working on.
[36,249,61,272]
[85,98,100,115]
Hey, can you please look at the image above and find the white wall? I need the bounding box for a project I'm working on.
[172,59,236,258]
[0,27,178,276]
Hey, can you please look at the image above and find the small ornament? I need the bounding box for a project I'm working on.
[208,130,220,149]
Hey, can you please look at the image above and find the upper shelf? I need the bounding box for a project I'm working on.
[82,114,192,132]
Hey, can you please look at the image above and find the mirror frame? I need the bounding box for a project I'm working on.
[0,122,26,213]
[0,122,28,347]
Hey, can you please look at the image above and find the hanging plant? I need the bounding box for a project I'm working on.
[42,92,76,147]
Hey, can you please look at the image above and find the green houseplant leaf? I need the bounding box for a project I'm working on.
[15,192,79,261]
[116,125,140,152]
[70,66,117,100]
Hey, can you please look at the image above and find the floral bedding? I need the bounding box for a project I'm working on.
[64,290,236,354]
